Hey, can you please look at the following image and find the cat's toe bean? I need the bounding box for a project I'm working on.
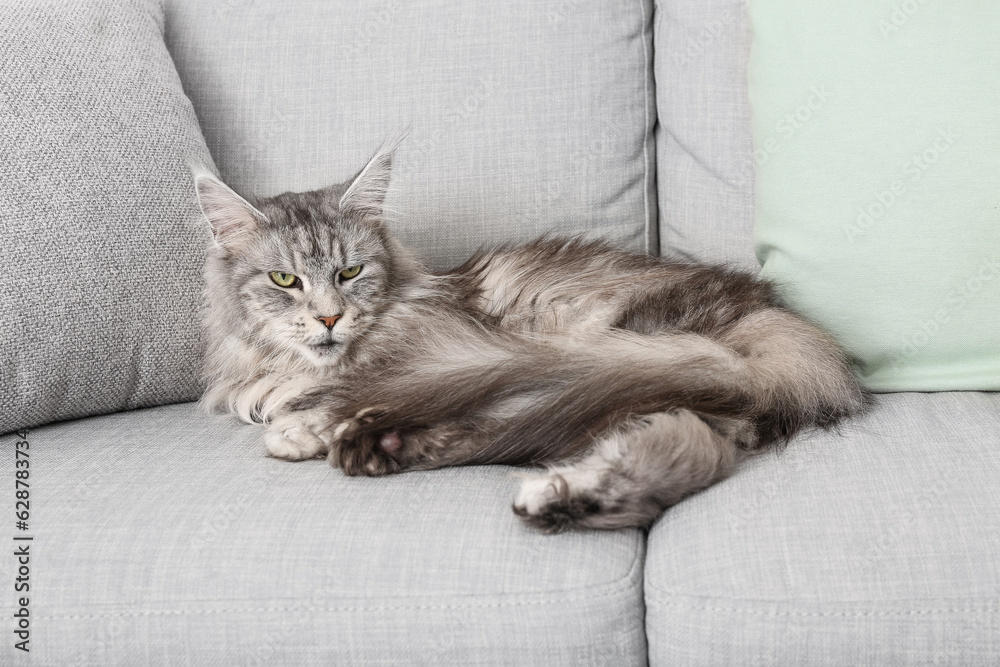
[334,430,399,476]
[378,431,402,454]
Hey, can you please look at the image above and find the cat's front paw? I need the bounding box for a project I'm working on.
[328,409,401,476]
[264,413,329,461]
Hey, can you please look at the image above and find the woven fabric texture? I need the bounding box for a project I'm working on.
[0,403,647,666]
[0,0,214,433]
[653,0,757,269]
[750,0,1000,391]
[164,0,657,269]
[646,391,1000,665]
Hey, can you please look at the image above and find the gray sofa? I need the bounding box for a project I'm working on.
[2,1,998,665]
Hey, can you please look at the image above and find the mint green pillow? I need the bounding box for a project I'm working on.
[749,0,1000,391]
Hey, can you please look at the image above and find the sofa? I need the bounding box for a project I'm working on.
[2,0,997,664]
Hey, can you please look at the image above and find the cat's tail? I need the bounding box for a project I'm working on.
[329,307,866,467]
[475,308,866,465]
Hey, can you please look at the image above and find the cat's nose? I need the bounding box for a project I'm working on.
[317,315,341,329]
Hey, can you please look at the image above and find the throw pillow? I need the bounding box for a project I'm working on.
[749,0,1000,391]
[0,0,215,431]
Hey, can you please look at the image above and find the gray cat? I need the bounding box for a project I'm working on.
[196,139,865,532]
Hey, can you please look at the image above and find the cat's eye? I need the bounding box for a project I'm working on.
[269,271,299,288]
[339,265,363,280]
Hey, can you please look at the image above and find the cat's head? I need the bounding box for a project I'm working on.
[196,139,422,372]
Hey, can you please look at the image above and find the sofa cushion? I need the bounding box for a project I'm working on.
[653,0,757,269]
[645,392,1000,665]
[163,0,657,270]
[0,0,214,433]
[750,0,1000,391]
[0,404,647,665]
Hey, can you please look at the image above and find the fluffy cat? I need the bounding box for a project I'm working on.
[196,139,865,532]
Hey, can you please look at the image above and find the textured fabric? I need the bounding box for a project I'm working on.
[0,403,647,666]
[646,392,1000,665]
[0,0,214,433]
[653,0,757,269]
[163,0,658,270]
[750,0,1000,390]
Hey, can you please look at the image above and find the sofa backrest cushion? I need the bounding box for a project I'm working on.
[164,0,658,270]
[0,0,214,433]
[653,0,758,269]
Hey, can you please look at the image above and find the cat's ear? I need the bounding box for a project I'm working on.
[194,172,268,250]
[338,130,409,219]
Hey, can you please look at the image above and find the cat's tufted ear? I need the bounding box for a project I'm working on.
[338,131,408,220]
[194,172,268,250]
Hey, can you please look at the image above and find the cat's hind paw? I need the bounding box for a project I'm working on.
[512,472,605,534]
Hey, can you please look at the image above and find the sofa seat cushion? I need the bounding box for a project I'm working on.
[0,403,646,665]
[645,392,1000,665]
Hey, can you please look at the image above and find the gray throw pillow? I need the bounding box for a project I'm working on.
[0,0,214,432]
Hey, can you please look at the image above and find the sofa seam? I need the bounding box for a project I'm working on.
[639,0,656,256]
[36,538,647,622]
[646,598,1000,618]
[36,584,640,621]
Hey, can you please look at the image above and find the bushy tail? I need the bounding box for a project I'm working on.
[329,308,866,467]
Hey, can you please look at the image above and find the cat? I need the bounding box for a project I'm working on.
[195,138,866,533]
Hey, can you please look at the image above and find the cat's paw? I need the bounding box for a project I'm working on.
[264,413,329,461]
[511,471,605,534]
[329,409,401,476]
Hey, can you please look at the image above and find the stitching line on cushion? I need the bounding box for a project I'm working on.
[648,598,1000,618]
[37,539,647,622]
[36,585,639,621]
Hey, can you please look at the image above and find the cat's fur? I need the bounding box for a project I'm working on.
[196,140,866,532]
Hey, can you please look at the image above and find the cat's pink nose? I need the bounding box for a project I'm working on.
[317,315,341,329]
